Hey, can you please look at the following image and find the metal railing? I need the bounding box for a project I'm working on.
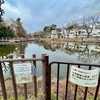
[47,61,100,100]
[0,54,47,100]
[0,54,100,100]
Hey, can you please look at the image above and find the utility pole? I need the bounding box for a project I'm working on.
[0,0,4,23]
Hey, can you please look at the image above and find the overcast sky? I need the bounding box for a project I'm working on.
[2,0,100,33]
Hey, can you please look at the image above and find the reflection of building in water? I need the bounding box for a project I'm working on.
[77,45,87,51]
[63,42,100,53]
[92,45,100,52]
[51,43,57,48]
[95,44,100,49]
[50,42,64,49]
[68,42,76,49]
[50,40,100,54]
[63,42,77,49]
[76,44,100,52]
[76,44,100,63]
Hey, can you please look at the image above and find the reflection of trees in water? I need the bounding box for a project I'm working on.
[64,42,82,55]
[78,46,100,63]
[36,40,100,63]
[0,43,27,72]
[13,43,28,58]
[0,45,16,57]
[64,43,100,63]
[0,45,16,72]
[0,43,27,58]
[35,40,61,52]
[78,51,100,63]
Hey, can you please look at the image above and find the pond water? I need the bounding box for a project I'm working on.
[1,40,100,79]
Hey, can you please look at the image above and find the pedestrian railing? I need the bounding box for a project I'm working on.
[0,54,100,100]
[0,54,48,100]
[47,61,100,100]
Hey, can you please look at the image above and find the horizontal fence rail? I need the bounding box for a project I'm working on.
[1,55,100,100]
[0,54,47,100]
[48,61,100,100]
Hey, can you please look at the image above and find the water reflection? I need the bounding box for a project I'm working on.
[36,40,100,63]
[0,43,28,58]
[13,43,28,58]
[0,43,28,78]
[0,45,16,58]
[1,41,100,79]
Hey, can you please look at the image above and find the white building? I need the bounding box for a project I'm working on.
[92,24,100,37]
[51,30,58,38]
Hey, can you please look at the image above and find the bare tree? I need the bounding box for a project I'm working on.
[82,12,100,38]
[66,22,79,38]
[66,23,73,38]
[72,22,79,38]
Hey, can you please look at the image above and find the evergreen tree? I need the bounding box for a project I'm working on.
[0,23,15,38]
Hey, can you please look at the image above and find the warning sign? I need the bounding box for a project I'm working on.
[69,66,99,87]
[13,63,32,84]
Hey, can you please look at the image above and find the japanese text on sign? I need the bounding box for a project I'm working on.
[69,66,99,87]
[13,63,32,84]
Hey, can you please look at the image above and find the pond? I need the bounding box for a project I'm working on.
[1,40,100,79]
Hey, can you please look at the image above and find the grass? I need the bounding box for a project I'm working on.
[76,95,100,100]
[0,92,60,100]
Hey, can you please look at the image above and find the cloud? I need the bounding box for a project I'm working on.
[2,1,34,32]
[2,0,100,33]
[2,2,20,19]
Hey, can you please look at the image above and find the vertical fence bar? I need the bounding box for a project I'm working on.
[94,71,100,100]
[65,64,70,100]
[9,55,18,100]
[57,63,60,100]
[0,62,7,100]
[74,65,80,100]
[42,53,47,94]
[32,54,37,97]
[21,54,27,99]
[84,86,88,100]
[74,85,78,100]
[83,65,91,100]
[45,55,51,100]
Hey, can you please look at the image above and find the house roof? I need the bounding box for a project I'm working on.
[95,25,100,29]
[77,25,86,29]
[56,28,62,32]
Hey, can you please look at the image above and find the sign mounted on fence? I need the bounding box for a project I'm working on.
[13,63,32,84]
[69,66,99,87]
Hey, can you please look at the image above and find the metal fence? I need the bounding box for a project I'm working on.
[0,54,100,100]
[0,54,48,100]
[47,61,100,100]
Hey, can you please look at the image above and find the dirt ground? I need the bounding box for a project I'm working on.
[0,76,100,100]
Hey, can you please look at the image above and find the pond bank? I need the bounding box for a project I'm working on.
[39,38,98,44]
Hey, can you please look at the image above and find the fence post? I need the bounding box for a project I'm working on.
[41,53,47,94]
[32,54,37,97]
[0,62,7,100]
[45,55,51,100]
[6,37,7,42]
[21,54,28,99]
[9,55,18,100]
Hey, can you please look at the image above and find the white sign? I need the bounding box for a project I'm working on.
[13,63,32,84]
[69,66,99,87]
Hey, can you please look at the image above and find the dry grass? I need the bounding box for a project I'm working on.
[0,76,100,100]
[39,38,98,43]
